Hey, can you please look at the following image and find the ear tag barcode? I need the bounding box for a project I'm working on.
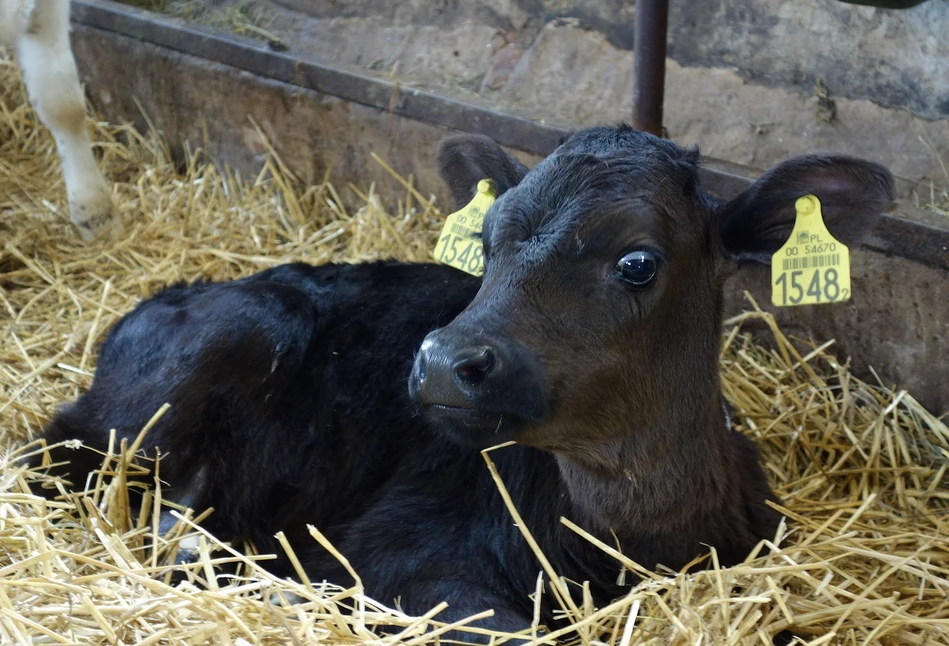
[433,179,496,276]
[771,195,851,307]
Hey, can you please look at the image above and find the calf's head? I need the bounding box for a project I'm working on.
[409,125,894,464]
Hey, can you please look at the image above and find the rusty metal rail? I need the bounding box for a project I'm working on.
[70,0,949,272]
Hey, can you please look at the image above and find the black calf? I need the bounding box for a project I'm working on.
[30,124,895,640]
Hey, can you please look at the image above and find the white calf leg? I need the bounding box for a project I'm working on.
[0,1,34,46]
[17,0,119,239]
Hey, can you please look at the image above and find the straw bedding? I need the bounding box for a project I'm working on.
[1,53,948,645]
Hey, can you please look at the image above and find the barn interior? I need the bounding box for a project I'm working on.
[1,0,949,644]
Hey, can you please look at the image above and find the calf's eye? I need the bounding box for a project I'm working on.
[615,250,658,287]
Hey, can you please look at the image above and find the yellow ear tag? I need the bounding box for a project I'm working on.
[433,179,496,276]
[771,195,851,307]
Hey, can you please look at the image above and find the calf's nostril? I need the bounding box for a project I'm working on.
[453,347,496,385]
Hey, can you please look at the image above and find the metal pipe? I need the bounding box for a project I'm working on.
[632,0,669,137]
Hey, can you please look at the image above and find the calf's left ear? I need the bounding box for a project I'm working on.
[437,134,530,209]
[719,153,896,264]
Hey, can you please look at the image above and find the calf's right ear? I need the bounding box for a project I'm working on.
[437,134,530,208]
[718,153,896,264]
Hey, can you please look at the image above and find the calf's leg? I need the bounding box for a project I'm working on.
[0,0,34,45]
[17,0,118,239]
[395,578,534,644]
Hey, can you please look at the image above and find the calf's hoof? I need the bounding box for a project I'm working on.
[69,190,122,241]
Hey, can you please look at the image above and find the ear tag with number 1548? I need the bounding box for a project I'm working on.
[771,195,851,307]
[433,179,497,276]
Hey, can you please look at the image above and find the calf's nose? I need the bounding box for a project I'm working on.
[410,335,501,408]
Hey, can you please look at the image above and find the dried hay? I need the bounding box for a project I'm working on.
[1,54,948,645]
[909,119,949,218]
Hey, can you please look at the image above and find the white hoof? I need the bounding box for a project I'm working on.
[69,187,121,241]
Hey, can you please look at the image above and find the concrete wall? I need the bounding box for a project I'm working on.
[272,0,949,119]
[251,0,949,195]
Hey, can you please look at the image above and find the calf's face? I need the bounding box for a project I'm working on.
[409,126,894,458]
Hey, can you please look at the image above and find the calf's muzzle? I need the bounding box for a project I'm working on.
[408,326,551,442]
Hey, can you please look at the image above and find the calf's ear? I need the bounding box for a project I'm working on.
[437,134,530,208]
[719,153,896,264]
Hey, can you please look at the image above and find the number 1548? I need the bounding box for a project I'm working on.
[774,268,848,305]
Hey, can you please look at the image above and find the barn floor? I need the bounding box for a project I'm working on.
[1,53,948,645]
